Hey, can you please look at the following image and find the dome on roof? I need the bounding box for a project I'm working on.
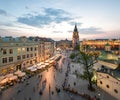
[99,51,118,61]
[105,43,110,46]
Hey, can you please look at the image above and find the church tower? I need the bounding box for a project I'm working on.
[72,24,79,49]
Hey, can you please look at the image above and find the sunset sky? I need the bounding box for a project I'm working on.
[0,0,120,40]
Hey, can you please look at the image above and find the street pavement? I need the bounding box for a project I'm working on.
[0,51,118,100]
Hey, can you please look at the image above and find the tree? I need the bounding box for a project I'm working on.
[74,44,80,51]
[77,51,97,91]
[69,53,76,60]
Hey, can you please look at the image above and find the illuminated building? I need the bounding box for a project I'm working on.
[81,39,120,54]
[0,36,54,75]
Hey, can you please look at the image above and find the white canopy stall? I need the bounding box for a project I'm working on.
[27,65,37,70]
[14,70,26,77]
[0,78,9,85]
[30,67,37,72]
[37,62,44,66]
[0,76,5,82]
[9,75,18,81]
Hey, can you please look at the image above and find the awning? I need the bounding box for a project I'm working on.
[14,70,26,77]
[14,70,21,75]
[49,60,55,63]
[0,78,9,85]
[45,62,49,66]
[17,72,25,77]
[5,73,14,78]
[37,62,44,66]
[27,65,37,70]
[41,65,46,68]
[30,68,37,72]
[37,66,43,69]
[45,60,50,63]
[0,76,5,81]
[9,75,18,81]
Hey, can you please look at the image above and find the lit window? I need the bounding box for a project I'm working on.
[18,48,21,53]
[22,48,25,52]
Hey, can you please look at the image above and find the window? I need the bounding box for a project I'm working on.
[27,48,29,52]
[27,54,29,58]
[35,53,37,56]
[2,58,7,63]
[3,49,7,54]
[30,47,33,51]
[30,61,32,64]
[34,47,37,51]
[114,89,118,93]
[18,48,21,53]
[106,85,109,88]
[100,81,103,84]
[22,55,26,59]
[9,57,13,62]
[30,54,33,57]
[9,49,13,54]
[17,56,21,60]
[22,48,25,52]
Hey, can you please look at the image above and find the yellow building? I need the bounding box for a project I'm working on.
[81,39,120,54]
[0,36,54,75]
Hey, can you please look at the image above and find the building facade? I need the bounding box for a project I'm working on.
[72,25,79,49]
[56,39,72,50]
[0,36,39,75]
[0,36,54,75]
[81,39,120,54]
[97,71,120,100]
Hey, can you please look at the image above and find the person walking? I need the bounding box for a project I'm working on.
[49,84,51,93]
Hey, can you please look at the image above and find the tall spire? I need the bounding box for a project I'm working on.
[72,24,79,49]
[74,24,78,32]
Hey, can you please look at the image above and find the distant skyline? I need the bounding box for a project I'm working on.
[0,0,120,40]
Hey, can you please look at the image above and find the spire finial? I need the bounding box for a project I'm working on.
[74,24,78,32]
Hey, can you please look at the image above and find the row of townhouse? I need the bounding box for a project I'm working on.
[80,39,120,54]
[0,36,54,75]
